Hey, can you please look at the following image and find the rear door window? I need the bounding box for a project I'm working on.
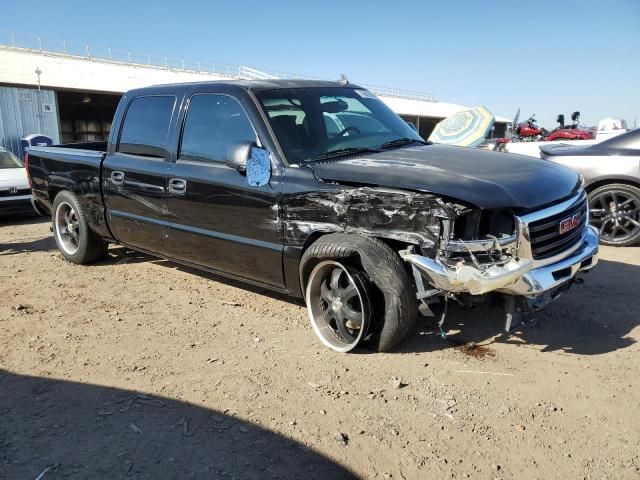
[118,95,175,158]
[179,94,257,164]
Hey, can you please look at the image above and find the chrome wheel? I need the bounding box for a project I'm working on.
[306,261,370,352]
[589,189,640,245]
[54,201,80,255]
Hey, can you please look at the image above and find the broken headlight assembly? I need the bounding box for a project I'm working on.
[439,209,518,267]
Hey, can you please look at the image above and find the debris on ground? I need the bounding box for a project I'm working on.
[391,377,406,389]
[335,432,349,447]
[453,341,496,358]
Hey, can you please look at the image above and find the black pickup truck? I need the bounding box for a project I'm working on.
[27,80,599,352]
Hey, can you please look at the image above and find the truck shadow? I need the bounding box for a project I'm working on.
[0,236,56,255]
[0,369,358,480]
[400,258,639,356]
[101,246,305,307]
[99,247,638,356]
[0,213,47,227]
[0,215,54,255]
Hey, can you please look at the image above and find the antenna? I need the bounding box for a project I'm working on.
[338,74,349,85]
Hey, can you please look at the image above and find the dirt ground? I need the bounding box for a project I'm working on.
[1,217,639,480]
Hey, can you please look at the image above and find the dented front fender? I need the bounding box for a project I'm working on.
[283,187,458,250]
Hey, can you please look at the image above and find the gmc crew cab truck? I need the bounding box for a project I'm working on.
[27,80,599,352]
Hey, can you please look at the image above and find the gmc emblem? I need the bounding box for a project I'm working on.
[559,213,582,234]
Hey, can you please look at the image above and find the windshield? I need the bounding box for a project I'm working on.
[255,87,424,164]
[0,150,23,169]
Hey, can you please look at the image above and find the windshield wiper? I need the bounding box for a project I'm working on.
[306,147,381,162]
[379,138,430,149]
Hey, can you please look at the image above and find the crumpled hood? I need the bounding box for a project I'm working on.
[307,144,581,210]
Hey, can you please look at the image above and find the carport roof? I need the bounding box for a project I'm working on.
[379,95,511,123]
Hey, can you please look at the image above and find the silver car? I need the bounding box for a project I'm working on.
[540,129,640,246]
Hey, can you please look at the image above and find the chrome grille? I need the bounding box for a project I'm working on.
[528,195,588,260]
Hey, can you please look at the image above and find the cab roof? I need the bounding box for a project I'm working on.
[131,79,364,96]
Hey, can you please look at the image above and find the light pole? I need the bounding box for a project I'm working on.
[34,66,44,132]
[35,66,42,91]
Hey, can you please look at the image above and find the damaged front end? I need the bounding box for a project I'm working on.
[402,209,533,296]
[287,185,598,331]
[400,191,599,328]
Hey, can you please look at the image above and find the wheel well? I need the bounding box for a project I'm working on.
[301,231,328,256]
[585,178,640,194]
[49,187,64,204]
[299,232,417,297]
[301,232,416,258]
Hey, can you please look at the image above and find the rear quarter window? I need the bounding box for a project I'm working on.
[118,95,175,158]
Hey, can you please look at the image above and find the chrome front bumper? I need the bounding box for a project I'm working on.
[402,225,599,299]
[500,225,598,297]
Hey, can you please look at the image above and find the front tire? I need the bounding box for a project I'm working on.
[52,190,108,264]
[588,183,640,246]
[305,260,373,352]
[300,234,418,352]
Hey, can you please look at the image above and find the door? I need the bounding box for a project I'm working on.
[103,94,175,255]
[166,93,284,288]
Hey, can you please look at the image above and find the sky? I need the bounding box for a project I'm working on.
[1,0,638,128]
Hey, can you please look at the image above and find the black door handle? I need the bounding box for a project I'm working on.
[110,171,125,185]
[168,178,187,194]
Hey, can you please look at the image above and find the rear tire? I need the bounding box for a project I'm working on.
[52,190,108,264]
[300,234,418,352]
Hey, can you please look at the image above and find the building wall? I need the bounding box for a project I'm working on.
[0,46,511,153]
[0,86,60,155]
[0,46,231,94]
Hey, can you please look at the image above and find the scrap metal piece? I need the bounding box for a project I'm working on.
[504,296,535,331]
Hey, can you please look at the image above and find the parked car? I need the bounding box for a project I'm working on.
[0,147,36,216]
[27,80,599,352]
[540,129,640,246]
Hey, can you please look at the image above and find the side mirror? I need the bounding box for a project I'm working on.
[226,141,271,187]
[571,111,580,122]
[226,141,254,173]
[557,114,565,126]
[406,121,418,132]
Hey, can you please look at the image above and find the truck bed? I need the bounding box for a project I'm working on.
[27,143,109,238]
